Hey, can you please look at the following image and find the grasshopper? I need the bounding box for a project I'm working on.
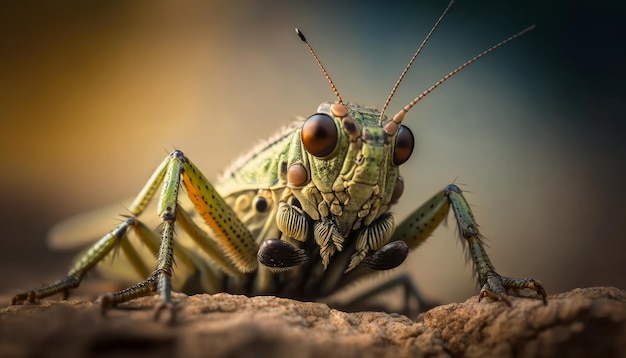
[12,1,546,318]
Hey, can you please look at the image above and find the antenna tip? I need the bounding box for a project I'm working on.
[295,28,307,42]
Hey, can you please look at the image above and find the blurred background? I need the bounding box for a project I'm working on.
[0,0,624,307]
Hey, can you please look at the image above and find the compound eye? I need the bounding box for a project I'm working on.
[393,125,414,165]
[301,114,338,158]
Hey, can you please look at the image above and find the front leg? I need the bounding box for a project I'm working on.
[393,184,546,304]
[13,150,259,323]
[97,150,259,317]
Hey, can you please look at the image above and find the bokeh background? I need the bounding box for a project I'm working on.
[1,0,624,307]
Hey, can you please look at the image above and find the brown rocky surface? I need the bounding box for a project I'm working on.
[1,287,625,358]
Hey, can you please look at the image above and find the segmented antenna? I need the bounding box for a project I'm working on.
[390,24,536,126]
[379,0,455,125]
[296,28,344,104]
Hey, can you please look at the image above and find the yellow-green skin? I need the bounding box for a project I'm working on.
[212,102,403,298]
[11,101,547,306]
[219,103,397,218]
[11,8,549,308]
[218,103,397,237]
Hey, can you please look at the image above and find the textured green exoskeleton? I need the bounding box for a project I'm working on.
[12,1,546,318]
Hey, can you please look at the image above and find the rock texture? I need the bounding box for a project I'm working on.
[1,287,625,358]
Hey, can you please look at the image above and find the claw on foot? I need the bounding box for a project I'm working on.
[11,293,25,305]
[526,278,548,304]
[478,288,512,306]
[11,291,36,305]
[479,276,547,306]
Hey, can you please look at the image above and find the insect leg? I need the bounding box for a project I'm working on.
[95,152,186,314]
[174,206,242,277]
[12,218,137,304]
[94,150,253,318]
[94,214,226,312]
[393,184,547,304]
[132,213,225,294]
[13,150,243,313]
[341,274,438,316]
[94,149,260,315]
[443,184,546,304]
[179,151,259,273]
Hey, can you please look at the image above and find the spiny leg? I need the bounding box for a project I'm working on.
[444,184,546,304]
[393,184,546,306]
[13,149,259,319]
[93,154,185,317]
[133,209,229,294]
[12,218,137,304]
[11,214,213,306]
[96,150,259,319]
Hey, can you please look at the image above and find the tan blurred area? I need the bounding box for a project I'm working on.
[0,0,624,306]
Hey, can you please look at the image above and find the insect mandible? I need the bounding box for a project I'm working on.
[11,0,547,319]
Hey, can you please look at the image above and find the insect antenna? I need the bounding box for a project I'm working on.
[296,28,344,105]
[379,0,456,125]
[388,24,536,127]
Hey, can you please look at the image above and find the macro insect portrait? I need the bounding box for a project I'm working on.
[8,1,548,321]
